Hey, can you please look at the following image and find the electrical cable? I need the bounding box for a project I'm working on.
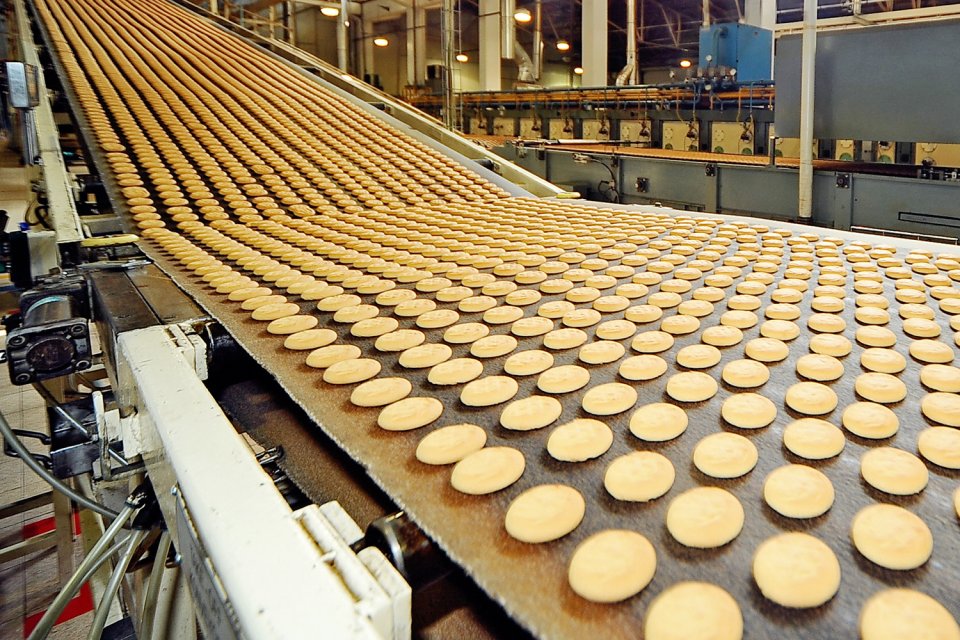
[27,504,136,640]
[87,528,148,640]
[137,531,171,640]
[0,409,119,520]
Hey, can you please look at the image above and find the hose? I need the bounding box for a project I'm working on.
[137,531,171,640]
[0,409,119,520]
[27,504,136,640]
[87,528,148,640]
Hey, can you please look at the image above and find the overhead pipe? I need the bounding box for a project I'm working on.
[615,0,637,86]
[514,42,536,83]
[336,0,349,72]
[501,0,515,59]
[798,0,817,221]
[532,0,543,82]
[441,0,456,128]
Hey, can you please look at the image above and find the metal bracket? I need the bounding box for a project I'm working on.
[705,163,718,177]
[635,177,650,193]
[836,173,851,188]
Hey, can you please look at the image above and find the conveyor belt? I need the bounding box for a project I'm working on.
[34,0,960,638]
[471,135,924,178]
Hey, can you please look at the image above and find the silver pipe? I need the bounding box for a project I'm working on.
[138,532,172,640]
[514,41,536,83]
[441,0,456,128]
[87,529,148,640]
[616,0,637,86]
[337,0,349,71]
[502,0,515,60]
[27,506,136,640]
[798,0,817,221]
[532,0,542,82]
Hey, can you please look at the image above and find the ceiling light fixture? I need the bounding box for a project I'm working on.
[373,37,389,47]
[320,6,339,16]
[679,59,692,68]
[556,39,570,51]
[514,7,532,22]
[455,53,469,62]
[573,66,584,75]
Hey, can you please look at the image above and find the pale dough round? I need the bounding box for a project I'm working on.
[911,339,955,364]
[283,328,337,350]
[808,313,847,333]
[306,344,362,368]
[428,358,484,385]
[548,419,614,462]
[809,333,853,357]
[701,325,744,347]
[920,364,960,392]
[676,344,722,369]
[860,589,960,640]
[785,382,838,415]
[416,309,460,329]
[461,376,519,406]
[631,331,675,353]
[903,317,941,338]
[351,317,400,338]
[538,365,591,394]
[399,343,453,369]
[850,503,932,570]
[323,358,382,384]
[579,340,627,365]
[504,350,554,376]
[484,305,524,325]
[596,319,637,340]
[415,424,487,464]
[855,372,907,403]
[660,315,701,335]
[693,432,758,478]
[267,315,319,335]
[856,326,897,348]
[922,392,960,426]
[500,395,564,431]
[350,377,412,407]
[603,451,675,502]
[644,582,743,640]
[543,328,589,350]
[450,447,525,495]
[860,447,929,495]
[760,319,800,341]
[511,316,554,337]
[619,355,668,381]
[721,393,777,429]
[629,403,688,442]
[860,348,907,374]
[752,533,840,608]
[582,382,638,415]
[625,304,664,324]
[470,334,519,358]
[795,354,844,381]
[721,359,770,388]
[763,464,834,518]
[720,310,758,329]
[443,322,489,344]
[252,302,300,321]
[377,397,444,431]
[745,337,790,363]
[842,402,899,439]
[504,484,585,543]
[917,427,960,469]
[666,371,719,403]
[782,418,845,459]
[666,487,744,548]
[376,329,426,352]
[567,530,657,603]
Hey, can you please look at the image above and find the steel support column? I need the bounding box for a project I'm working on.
[582,0,608,86]
[798,0,817,220]
[406,4,427,86]
[478,0,502,90]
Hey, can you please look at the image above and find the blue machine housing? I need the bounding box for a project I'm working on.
[698,23,773,82]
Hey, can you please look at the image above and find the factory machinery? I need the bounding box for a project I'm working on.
[2,0,960,638]
[409,20,960,240]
